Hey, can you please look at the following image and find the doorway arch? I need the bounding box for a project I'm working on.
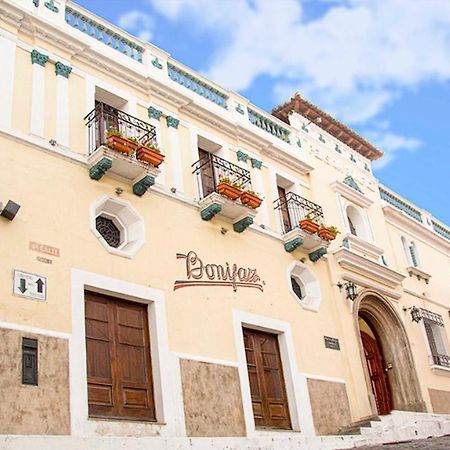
[354,290,425,415]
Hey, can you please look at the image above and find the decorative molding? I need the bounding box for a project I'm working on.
[233,216,254,233]
[44,0,59,12]
[379,187,423,223]
[248,107,290,143]
[330,180,373,208]
[350,154,356,163]
[33,0,39,7]
[148,106,163,121]
[309,247,327,262]
[235,103,245,115]
[333,247,405,288]
[55,61,72,78]
[296,138,302,148]
[166,116,179,129]
[343,175,363,194]
[89,157,112,180]
[133,175,155,196]
[284,237,303,253]
[251,158,262,170]
[406,266,431,284]
[343,233,384,260]
[318,134,325,143]
[260,144,313,175]
[30,49,49,67]
[335,144,342,154]
[200,203,222,221]
[236,150,248,163]
[151,57,163,69]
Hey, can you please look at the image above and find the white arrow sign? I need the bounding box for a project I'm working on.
[13,270,47,301]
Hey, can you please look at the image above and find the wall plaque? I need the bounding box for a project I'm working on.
[174,251,264,292]
[29,241,60,257]
[324,336,340,350]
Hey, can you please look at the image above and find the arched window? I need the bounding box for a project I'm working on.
[346,205,369,240]
[401,236,420,268]
[288,262,322,311]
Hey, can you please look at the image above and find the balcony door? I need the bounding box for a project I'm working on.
[277,186,292,233]
[95,101,119,148]
[198,148,216,197]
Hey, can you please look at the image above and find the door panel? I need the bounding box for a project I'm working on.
[361,331,393,415]
[243,328,291,429]
[277,186,292,232]
[198,148,216,197]
[85,292,156,421]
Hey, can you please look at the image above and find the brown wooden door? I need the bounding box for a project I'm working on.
[85,292,156,421]
[243,328,291,429]
[95,101,119,147]
[198,148,216,197]
[277,186,292,233]
[361,331,392,415]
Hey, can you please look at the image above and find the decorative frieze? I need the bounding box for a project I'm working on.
[55,61,72,78]
[148,106,163,121]
[166,116,179,129]
[31,49,49,67]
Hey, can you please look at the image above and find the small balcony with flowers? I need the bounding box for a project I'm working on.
[274,192,338,262]
[192,153,263,233]
[86,102,164,196]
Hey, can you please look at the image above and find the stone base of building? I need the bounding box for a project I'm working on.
[1,411,450,450]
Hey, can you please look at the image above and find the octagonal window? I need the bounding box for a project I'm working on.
[288,262,322,312]
[90,195,145,258]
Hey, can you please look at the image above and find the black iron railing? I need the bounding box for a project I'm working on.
[192,153,252,200]
[431,353,450,368]
[84,102,157,155]
[274,192,324,234]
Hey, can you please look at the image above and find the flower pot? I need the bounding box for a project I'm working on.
[318,228,337,241]
[107,135,138,156]
[217,182,242,200]
[299,218,320,234]
[136,146,165,167]
[240,192,262,209]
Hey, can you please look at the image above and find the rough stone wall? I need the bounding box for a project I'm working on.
[428,388,450,414]
[0,327,70,435]
[307,378,351,435]
[180,359,246,437]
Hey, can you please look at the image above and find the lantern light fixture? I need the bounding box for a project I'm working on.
[337,281,358,301]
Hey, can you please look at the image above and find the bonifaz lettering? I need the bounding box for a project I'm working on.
[174,251,264,292]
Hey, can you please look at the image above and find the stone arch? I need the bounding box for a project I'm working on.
[354,290,426,414]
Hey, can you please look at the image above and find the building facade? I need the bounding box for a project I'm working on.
[0,1,449,448]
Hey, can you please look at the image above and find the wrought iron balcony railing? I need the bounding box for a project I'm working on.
[274,192,324,234]
[431,353,450,368]
[85,102,157,156]
[192,153,252,200]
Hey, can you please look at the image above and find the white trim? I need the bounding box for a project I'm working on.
[330,180,373,208]
[287,261,322,312]
[0,320,71,340]
[30,61,45,137]
[70,269,177,437]
[172,352,239,368]
[167,124,184,193]
[0,35,16,129]
[55,74,70,148]
[232,309,315,436]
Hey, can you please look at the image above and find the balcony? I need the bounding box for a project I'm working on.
[274,192,330,261]
[192,153,259,232]
[86,102,161,196]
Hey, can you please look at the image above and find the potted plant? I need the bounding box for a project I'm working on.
[318,225,340,241]
[240,190,263,209]
[299,213,320,234]
[136,141,165,167]
[107,128,138,156]
[217,176,242,200]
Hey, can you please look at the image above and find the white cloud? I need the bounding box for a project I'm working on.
[117,10,154,42]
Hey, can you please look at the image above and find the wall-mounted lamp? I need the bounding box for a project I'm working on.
[304,116,322,128]
[403,306,422,323]
[170,187,177,194]
[221,227,228,235]
[49,139,57,147]
[115,187,124,195]
[0,200,21,221]
[337,281,358,301]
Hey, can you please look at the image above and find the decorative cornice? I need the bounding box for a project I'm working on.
[406,266,431,284]
[344,233,384,259]
[342,275,402,300]
[166,116,180,129]
[330,180,373,208]
[55,61,72,78]
[383,205,450,254]
[31,49,49,67]
[260,144,313,175]
[333,247,405,288]
[148,106,163,120]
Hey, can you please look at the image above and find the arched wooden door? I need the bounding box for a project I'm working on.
[360,331,393,415]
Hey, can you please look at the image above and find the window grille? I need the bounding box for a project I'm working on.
[290,276,305,301]
[96,216,121,248]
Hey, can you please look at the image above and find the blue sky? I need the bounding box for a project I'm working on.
[76,0,450,225]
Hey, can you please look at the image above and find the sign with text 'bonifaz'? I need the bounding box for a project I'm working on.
[174,251,265,292]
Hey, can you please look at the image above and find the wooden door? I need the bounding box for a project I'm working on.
[198,148,216,197]
[361,331,392,415]
[277,186,292,233]
[243,328,291,429]
[95,101,119,147]
[85,292,156,421]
